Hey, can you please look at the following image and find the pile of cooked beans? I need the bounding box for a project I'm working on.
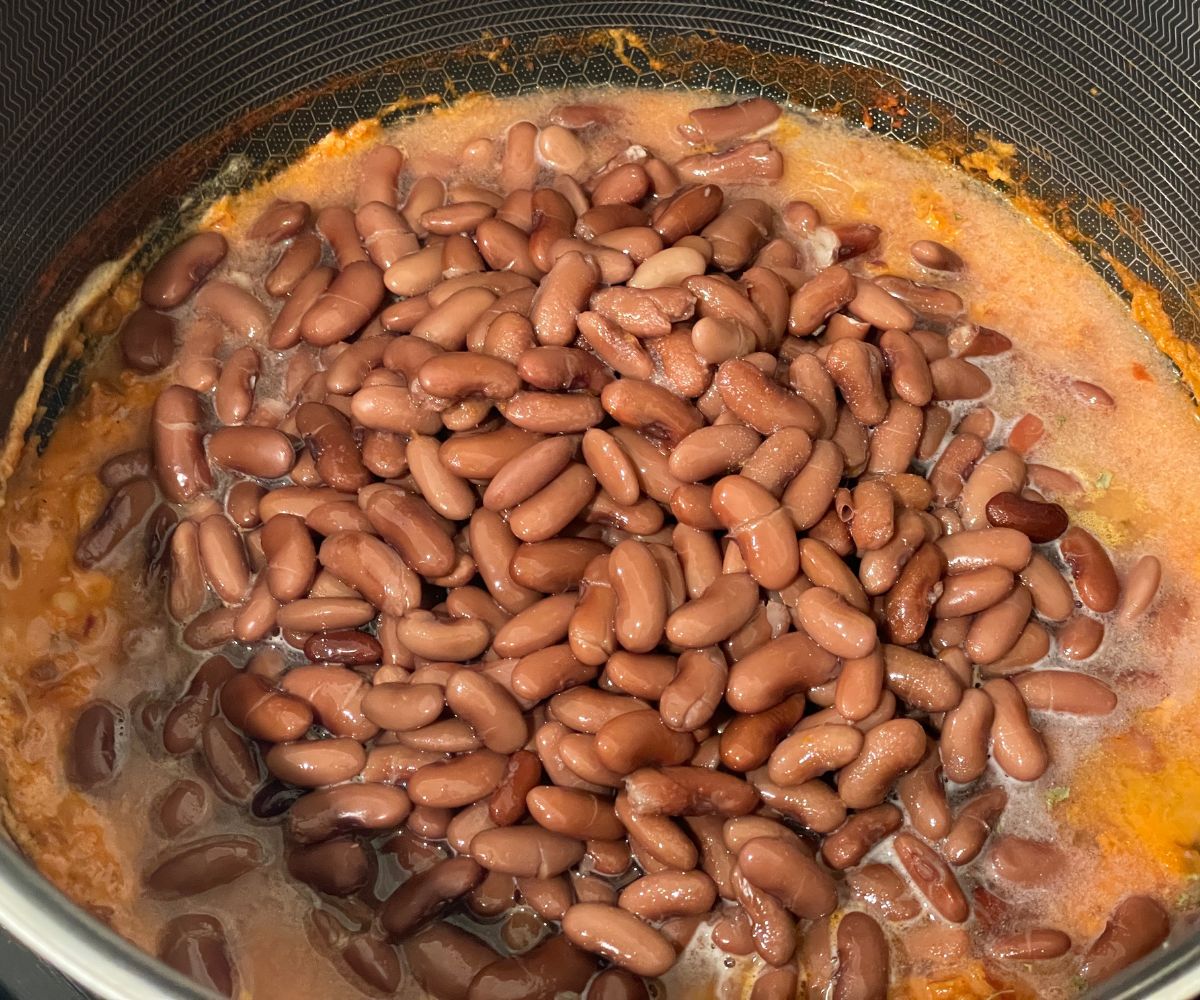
[71,94,1170,998]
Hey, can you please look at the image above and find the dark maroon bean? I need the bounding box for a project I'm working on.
[303,630,384,664]
[251,780,304,821]
[985,491,1068,543]
[145,836,264,897]
[288,838,371,896]
[68,701,123,790]
[158,914,237,998]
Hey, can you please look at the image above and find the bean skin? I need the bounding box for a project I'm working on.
[987,927,1071,962]
[942,786,1007,866]
[893,831,969,922]
[820,804,902,870]
[562,902,676,977]
[834,911,889,1000]
[1060,526,1120,612]
[938,688,994,783]
[1080,896,1170,983]
[1013,670,1116,715]
[838,719,926,809]
[381,857,485,939]
[983,678,1049,781]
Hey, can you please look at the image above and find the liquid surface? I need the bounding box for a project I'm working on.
[0,87,1198,999]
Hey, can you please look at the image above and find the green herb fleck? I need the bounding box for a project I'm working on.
[1053,413,1069,429]
[1071,974,1090,993]
[1095,471,1113,490]
[1045,787,1071,807]
[1176,874,1200,909]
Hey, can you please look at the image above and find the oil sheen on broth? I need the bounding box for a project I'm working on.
[0,87,1196,1000]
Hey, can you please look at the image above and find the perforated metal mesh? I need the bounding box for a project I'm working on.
[1,2,1199,996]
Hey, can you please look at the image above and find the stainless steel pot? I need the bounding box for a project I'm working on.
[1,1,1198,997]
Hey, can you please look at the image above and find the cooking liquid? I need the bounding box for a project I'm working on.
[0,87,1198,999]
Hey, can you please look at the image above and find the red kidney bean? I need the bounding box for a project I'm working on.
[837,719,926,809]
[1080,895,1170,983]
[594,710,694,775]
[266,737,365,788]
[618,870,717,920]
[795,586,878,658]
[1115,552,1161,623]
[941,785,1007,866]
[833,911,888,1000]
[144,835,264,897]
[407,750,508,809]
[75,477,157,569]
[883,645,963,713]
[550,688,649,734]
[381,856,485,939]
[987,927,1072,962]
[893,831,969,922]
[300,261,384,346]
[289,783,411,844]
[159,653,235,755]
[445,670,528,754]
[157,779,209,838]
[303,629,382,665]
[988,834,1066,887]
[1014,669,1116,715]
[1060,526,1120,612]
[470,825,585,878]
[68,701,123,790]
[142,231,227,308]
[158,914,237,997]
[468,933,597,1000]
[403,923,499,1000]
[1058,614,1105,660]
[983,678,1049,781]
[201,716,261,802]
[287,837,371,896]
[847,863,921,922]
[589,968,651,1000]
[938,687,994,783]
[562,902,676,977]
[119,306,176,373]
[730,865,796,966]
[260,512,317,602]
[820,804,902,870]
[768,724,862,787]
[726,630,838,714]
[895,744,950,841]
[938,527,1032,573]
[625,765,758,817]
[738,837,836,918]
[153,385,214,503]
[985,491,1068,542]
